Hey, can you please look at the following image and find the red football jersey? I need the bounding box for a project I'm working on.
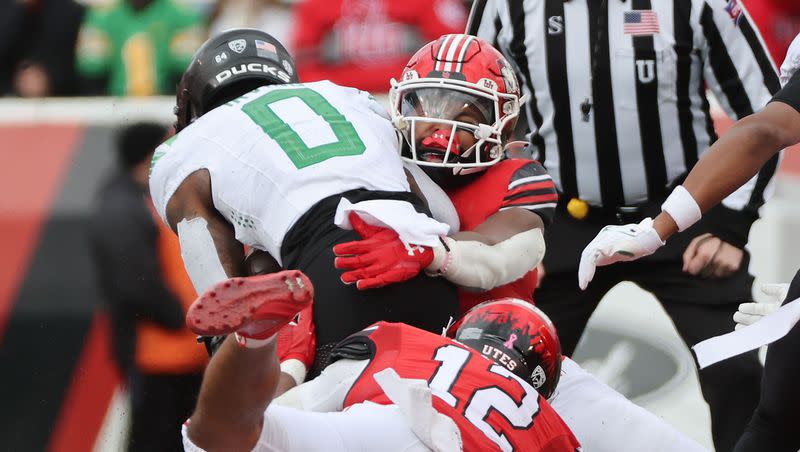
[447,159,558,313]
[335,322,579,452]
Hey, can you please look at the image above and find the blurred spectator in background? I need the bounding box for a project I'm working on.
[0,0,84,97]
[75,0,205,96]
[208,0,294,47]
[747,0,800,63]
[89,123,206,452]
[292,0,467,92]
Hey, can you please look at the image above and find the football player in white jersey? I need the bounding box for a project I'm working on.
[149,28,462,379]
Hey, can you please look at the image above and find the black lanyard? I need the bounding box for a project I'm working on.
[581,0,610,121]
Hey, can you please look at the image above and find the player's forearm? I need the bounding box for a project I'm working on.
[189,336,279,452]
[177,214,245,294]
[655,110,789,242]
[451,208,545,245]
[167,170,246,292]
[430,228,545,290]
[429,208,545,290]
[684,118,784,213]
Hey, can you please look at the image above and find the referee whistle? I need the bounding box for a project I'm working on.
[580,99,592,122]
[567,198,590,220]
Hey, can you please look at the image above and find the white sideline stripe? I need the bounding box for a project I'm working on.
[0,97,175,124]
[0,95,392,124]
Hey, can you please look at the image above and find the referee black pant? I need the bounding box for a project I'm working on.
[537,207,760,452]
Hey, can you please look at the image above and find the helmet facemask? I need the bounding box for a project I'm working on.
[390,75,521,175]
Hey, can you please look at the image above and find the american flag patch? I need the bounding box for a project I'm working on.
[255,39,277,58]
[623,10,660,36]
[724,0,743,25]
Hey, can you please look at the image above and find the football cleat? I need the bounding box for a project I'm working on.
[186,270,313,340]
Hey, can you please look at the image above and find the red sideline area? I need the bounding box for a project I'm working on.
[0,125,119,452]
[780,145,800,175]
[47,313,121,452]
[0,125,81,339]
[713,114,800,176]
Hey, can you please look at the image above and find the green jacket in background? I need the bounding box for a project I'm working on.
[76,0,204,96]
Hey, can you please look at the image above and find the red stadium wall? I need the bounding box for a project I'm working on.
[0,123,121,452]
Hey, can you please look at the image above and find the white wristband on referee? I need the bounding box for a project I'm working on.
[661,185,701,232]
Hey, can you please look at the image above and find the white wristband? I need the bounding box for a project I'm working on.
[234,333,276,349]
[661,185,701,232]
[280,358,308,386]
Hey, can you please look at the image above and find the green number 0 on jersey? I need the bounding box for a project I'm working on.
[241,87,366,169]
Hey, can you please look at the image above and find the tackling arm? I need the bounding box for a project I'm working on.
[427,159,554,291]
[335,160,552,291]
[450,207,543,244]
[334,208,546,291]
[428,208,546,291]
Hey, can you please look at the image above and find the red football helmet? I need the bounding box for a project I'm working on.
[389,34,524,175]
[447,298,562,399]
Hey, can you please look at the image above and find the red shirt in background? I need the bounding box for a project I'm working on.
[745,0,800,63]
[292,0,466,92]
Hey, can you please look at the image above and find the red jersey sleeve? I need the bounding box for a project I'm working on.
[500,161,559,226]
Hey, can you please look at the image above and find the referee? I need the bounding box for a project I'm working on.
[579,34,800,452]
[470,1,780,450]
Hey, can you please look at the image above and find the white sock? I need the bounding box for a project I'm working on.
[234,333,277,349]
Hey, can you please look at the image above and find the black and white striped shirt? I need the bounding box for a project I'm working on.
[471,0,780,223]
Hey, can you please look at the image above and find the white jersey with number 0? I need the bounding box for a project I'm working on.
[149,81,409,263]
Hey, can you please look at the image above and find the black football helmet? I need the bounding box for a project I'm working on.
[447,298,563,399]
[174,29,299,131]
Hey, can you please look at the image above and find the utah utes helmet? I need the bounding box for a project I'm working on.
[389,34,524,177]
[448,298,562,399]
[175,29,299,131]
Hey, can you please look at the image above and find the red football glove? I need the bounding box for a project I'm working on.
[276,304,315,369]
[333,213,434,290]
